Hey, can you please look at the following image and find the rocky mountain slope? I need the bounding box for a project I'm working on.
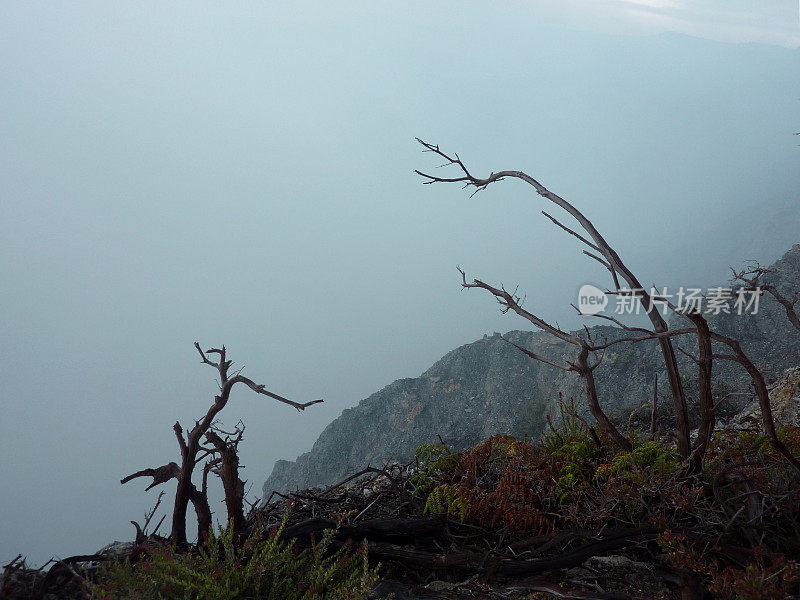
[263,244,800,497]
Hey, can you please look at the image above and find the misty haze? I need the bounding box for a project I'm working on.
[2,2,800,598]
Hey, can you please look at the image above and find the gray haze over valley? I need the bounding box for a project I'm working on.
[1,2,799,565]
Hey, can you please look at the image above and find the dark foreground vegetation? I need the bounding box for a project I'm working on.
[4,400,800,599]
[3,141,799,599]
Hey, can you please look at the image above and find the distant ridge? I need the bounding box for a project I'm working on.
[263,244,800,497]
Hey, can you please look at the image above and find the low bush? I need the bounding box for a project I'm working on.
[87,510,379,600]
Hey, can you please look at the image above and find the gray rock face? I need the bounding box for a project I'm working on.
[724,366,800,430]
[263,244,800,497]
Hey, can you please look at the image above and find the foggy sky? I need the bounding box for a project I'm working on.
[1,2,799,565]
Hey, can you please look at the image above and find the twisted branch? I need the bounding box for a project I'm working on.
[417,139,691,457]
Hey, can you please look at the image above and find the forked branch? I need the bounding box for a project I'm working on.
[125,343,324,545]
[731,263,800,333]
[459,267,631,451]
[418,139,691,458]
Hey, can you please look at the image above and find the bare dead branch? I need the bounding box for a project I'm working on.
[582,251,622,290]
[121,462,181,491]
[588,346,606,371]
[202,457,221,497]
[567,310,696,350]
[142,491,165,533]
[685,311,715,474]
[678,347,700,364]
[709,332,800,473]
[650,373,658,437]
[130,521,145,544]
[459,267,577,344]
[151,514,167,538]
[731,264,800,333]
[194,342,219,368]
[500,336,571,371]
[578,307,656,335]
[587,330,695,351]
[420,139,690,457]
[541,211,601,253]
[224,375,324,412]
[173,422,187,456]
[460,267,631,450]
[194,448,216,465]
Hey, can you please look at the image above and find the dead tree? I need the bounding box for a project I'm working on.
[591,289,800,473]
[416,139,692,458]
[417,140,800,473]
[122,343,323,545]
[731,262,800,333]
[681,310,715,474]
[709,331,800,472]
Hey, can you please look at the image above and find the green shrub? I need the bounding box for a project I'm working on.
[423,484,469,521]
[540,396,592,455]
[555,472,585,503]
[557,439,593,463]
[602,440,677,482]
[538,397,603,502]
[411,442,460,497]
[88,510,380,600]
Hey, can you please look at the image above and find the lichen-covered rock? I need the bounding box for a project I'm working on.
[725,366,800,430]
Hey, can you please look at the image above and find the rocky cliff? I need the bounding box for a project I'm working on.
[263,244,800,497]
